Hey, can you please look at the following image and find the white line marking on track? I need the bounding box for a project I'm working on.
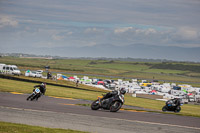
[1,106,200,130]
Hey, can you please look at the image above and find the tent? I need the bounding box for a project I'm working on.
[150,90,157,95]
[62,75,67,79]
[25,70,31,76]
[183,89,188,93]
[58,75,68,80]
[58,77,64,80]
[68,77,75,79]
[97,81,104,85]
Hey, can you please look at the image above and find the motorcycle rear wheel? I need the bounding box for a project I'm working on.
[110,101,122,112]
[31,94,38,101]
[174,106,181,113]
[26,94,34,101]
[91,100,100,110]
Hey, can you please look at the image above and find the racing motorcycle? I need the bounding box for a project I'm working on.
[26,88,41,101]
[91,94,124,112]
[162,99,183,113]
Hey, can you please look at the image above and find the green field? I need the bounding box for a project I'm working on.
[0,121,88,133]
[1,56,200,87]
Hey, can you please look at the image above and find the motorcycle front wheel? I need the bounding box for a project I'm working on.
[110,101,122,112]
[91,100,100,110]
[162,106,167,112]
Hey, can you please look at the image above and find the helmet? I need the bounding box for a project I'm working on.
[120,88,126,95]
[41,83,46,87]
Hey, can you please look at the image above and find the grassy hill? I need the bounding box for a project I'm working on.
[0,56,200,87]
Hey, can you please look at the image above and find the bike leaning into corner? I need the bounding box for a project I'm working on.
[91,88,126,112]
[26,83,46,101]
[162,98,183,113]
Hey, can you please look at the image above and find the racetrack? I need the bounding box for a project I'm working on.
[0,92,200,133]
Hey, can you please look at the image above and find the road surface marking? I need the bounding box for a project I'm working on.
[10,92,23,94]
[59,103,77,106]
[8,92,77,100]
[49,96,77,100]
[1,106,200,130]
[120,108,147,112]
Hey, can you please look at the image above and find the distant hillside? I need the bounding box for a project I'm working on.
[1,44,200,62]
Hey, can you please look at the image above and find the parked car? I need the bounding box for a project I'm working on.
[36,70,43,73]
[29,71,42,78]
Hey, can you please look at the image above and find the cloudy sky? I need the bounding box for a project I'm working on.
[0,0,200,60]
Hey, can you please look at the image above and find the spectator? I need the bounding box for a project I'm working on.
[47,72,52,79]
[76,79,79,87]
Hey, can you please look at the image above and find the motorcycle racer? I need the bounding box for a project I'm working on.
[91,88,126,112]
[101,88,126,107]
[27,83,46,101]
[34,83,46,95]
[102,88,126,100]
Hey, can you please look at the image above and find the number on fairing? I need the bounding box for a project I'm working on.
[35,88,40,93]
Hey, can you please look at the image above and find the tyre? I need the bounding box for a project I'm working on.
[110,101,122,112]
[30,97,35,101]
[26,97,30,101]
[26,94,33,101]
[174,106,181,113]
[30,94,37,101]
[162,106,167,112]
[91,100,100,110]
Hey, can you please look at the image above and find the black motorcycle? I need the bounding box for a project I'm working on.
[26,88,41,101]
[162,99,183,113]
[91,94,124,112]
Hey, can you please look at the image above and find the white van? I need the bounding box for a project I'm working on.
[0,64,21,76]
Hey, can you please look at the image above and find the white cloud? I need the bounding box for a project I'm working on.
[84,28,104,33]
[135,28,157,35]
[175,27,199,40]
[0,0,200,61]
[34,41,55,48]
[52,34,65,41]
[67,32,73,35]
[114,27,133,34]
[0,15,18,28]
[114,27,157,36]
[52,31,73,41]
[87,41,97,46]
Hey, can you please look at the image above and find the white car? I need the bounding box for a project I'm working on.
[29,71,42,78]
[36,70,43,73]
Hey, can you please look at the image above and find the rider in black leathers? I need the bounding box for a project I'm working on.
[171,98,181,106]
[34,83,46,100]
[34,83,46,94]
[101,88,126,107]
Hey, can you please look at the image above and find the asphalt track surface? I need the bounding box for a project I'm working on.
[0,92,200,133]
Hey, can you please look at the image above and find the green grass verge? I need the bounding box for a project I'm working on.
[0,121,88,133]
[1,77,200,117]
[0,77,104,101]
